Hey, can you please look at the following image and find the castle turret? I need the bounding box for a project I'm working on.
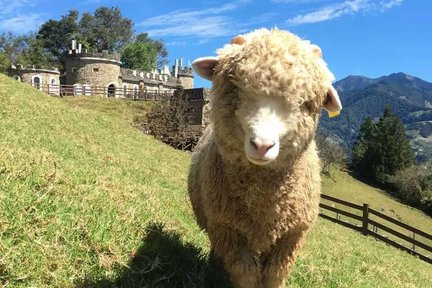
[65,41,121,96]
[173,58,194,89]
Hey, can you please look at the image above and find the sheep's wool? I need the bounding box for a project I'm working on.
[188,28,339,288]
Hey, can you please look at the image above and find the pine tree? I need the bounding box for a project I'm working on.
[352,106,416,183]
[374,105,416,181]
[352,117,377,179]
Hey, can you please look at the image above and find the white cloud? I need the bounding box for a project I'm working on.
[0,0,32,16]
[0,0,41,33]
[137,1,250,42]
[0,14,43,33]
[286,0,403,25]
[380,0,403,10]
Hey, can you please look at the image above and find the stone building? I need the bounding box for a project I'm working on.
[8,65,60,95]
[8,40,194,97]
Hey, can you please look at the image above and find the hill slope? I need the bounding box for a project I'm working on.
[320,73,432,162]
[1,74,432,287]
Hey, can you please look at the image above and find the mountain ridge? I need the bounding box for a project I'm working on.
[320,72,432,162]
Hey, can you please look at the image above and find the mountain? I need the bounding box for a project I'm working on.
[319,73,432,162]
[333,75,377,92]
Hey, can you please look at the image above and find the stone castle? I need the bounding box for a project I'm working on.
[8,40,194,96]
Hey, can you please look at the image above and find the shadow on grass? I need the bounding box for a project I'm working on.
[77,222,232,288]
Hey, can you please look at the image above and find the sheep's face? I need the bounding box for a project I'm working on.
[192,29,342,166]
[236,93,289,165]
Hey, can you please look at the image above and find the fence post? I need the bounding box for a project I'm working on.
[412,232,416,251]
[362,203,369,236]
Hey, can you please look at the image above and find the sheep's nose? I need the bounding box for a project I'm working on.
[250,138,276,158]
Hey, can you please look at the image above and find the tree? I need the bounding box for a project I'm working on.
[137,34,168,68]
[19,34,57,68]
[351,117,377,179]
[352,106,416,183]
[0,32,28,72]
[121,33,168,71]
[36,7,134,70]
[316,133,347,175]
[121,33,158,71]
[388,163,432,215]
[374,106,416,180]
[36,10,81,62]
[79,7,133,51]
[0,32,55,72]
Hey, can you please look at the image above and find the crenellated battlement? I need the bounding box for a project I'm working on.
[177,67,193,76]
[120,67,179,85]
[10,64,60,74]
[66,40,121,62]
[67,50,121,62]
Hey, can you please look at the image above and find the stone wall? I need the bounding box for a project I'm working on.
[178,74,194,89]
[65,57,120,88]
[177,68,194,89]
[9,67,60,88]
[183,88,211,126]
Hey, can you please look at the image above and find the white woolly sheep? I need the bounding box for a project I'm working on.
[188,28,342,288]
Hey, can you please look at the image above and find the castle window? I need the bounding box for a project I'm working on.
[72,67,76,73]
[93,68,99,72]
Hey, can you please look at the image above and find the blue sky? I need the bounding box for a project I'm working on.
[1,0,430,88]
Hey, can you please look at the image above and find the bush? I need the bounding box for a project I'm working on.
[316,133,348,176]
[144,88,202,151]
[389,163,432,215]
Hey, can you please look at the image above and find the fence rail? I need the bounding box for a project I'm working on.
[319,194,432,264]
[33,83,174,100]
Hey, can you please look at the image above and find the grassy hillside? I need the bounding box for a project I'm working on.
[322,170,432,234]
[1,74,432,287]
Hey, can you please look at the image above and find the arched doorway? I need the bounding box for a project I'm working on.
[32,76,41,89]
[49,77,59,95]
[107,84,116,97]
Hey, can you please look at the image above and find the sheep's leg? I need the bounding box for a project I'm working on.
[261,232,305,288]
[208,224,263,288]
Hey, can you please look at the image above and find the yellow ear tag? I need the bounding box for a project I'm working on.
[328,111,340,118]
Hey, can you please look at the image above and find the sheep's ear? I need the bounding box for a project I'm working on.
[192,57,219,81]
[323,85,342,118]
[311,44,322,58]
[231,35,246,45]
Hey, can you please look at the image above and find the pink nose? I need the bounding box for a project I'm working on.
[250,138,276,158]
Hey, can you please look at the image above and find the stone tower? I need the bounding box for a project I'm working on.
[65,40,121,94]
[177,67,194,89]
[173,58,194,89]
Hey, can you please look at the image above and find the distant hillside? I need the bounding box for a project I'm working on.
[320,73,432,162]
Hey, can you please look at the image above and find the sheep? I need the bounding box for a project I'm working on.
[188,28,342,288]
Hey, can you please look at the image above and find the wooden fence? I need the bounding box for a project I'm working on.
[34,83,174,100]
[319,194,432,264]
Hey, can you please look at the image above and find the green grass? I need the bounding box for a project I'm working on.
[61,96,155,126]
[1,74,432,287]
[322,169,432,233]
[322,169,432,259]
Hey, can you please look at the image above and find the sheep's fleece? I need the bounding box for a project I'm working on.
[188,28,342,288]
